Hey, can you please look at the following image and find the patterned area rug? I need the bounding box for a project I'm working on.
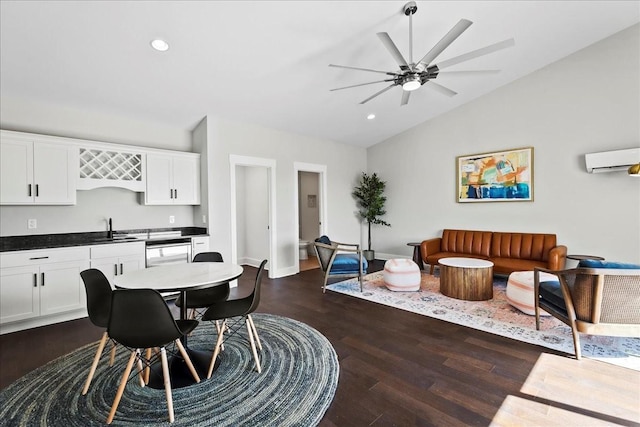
[0,314,338,426]
[328,272,640,371]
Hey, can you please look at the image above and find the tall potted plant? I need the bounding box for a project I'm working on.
[352,172,391,261]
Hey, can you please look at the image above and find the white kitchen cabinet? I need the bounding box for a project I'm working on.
[0,247,89,326]
[145,152,200,205]
[0,132,76,205]
[90,242,145,284]
[191,236,210,259]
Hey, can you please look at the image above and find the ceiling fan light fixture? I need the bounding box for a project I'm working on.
[402,76,421,91]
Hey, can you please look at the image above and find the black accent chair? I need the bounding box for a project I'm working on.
[175,252,231,319]
[106,289,201,424]
[202,259,268,379]
[80,268,118,395]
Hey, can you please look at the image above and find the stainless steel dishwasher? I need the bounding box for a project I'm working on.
[145,238,192,267]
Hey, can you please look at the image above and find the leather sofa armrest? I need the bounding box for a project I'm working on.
[548,245,568,270]
[421,238,442,261]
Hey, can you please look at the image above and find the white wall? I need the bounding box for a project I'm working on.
[0,100,195,236]
[367,24,640,263]
[203,116,367,277]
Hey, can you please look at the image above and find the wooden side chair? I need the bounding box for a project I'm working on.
[313,235,367,293]
[534,264,640,359]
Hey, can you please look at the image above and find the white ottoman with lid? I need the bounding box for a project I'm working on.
[506,271,556,315]
[383,259,421,291]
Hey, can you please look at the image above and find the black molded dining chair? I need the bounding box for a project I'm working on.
[202,259,268,379]
[106,288,201,424]
[174,252,231,319]
[80,268,118,395]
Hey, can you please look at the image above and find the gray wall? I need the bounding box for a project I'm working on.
[367,24,640,263]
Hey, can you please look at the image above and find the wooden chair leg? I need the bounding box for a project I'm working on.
[571,328,582,360]
[215,320,225,351]
[174,339,200,383]
[143,348,152,384]
[159,347,175,423]
[109,341,117,367]
[135,349,145,387]
[207,320,227,379]
[430,264,435,275]
[82,331,108,395]
[247,314,262,351]
[107,350,137,424]
[246,318,262,373]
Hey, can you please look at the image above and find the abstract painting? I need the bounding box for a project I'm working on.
[457,147,533,202]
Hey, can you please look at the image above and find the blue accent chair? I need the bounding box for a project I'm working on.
[534,261,640,359]
[313,235,368,293]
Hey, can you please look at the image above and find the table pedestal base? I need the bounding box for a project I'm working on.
[145,348,220,389]
[440,264,493,301]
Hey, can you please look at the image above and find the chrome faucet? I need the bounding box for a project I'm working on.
[107,218,113,239]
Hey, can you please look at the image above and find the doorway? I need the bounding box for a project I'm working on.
[230,155,276,278]
[294,162,327,273]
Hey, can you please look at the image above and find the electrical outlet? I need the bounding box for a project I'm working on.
[169,215,175,224]
[28,219,37,229]
[202,215,207,224]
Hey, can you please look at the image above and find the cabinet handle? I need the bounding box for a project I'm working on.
[174,189,178,199]
[35,184,39,197]
[33,273,38,287]
[114,264,118,276]
[41,272,45,286]
[28,184,32,197]
[120,263,123,275]
[29,256,49,260]
[170,189,173,199]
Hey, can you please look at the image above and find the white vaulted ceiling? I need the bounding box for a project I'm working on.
[1,1,638,147]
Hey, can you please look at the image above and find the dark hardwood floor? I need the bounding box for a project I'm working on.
[1,261,639,426]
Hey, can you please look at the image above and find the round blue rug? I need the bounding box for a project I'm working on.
[0,314,339,426]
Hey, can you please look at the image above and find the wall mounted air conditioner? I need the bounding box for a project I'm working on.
[584,147,640,173]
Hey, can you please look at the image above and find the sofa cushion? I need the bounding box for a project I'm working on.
[578,259,640,269]
[441,229,492,257]
[491,257,548,275]
[491,232,557,262]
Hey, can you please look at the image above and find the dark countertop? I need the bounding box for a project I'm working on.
[0,227,207,252]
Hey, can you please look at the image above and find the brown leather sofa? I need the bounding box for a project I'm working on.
[420,229,567,275]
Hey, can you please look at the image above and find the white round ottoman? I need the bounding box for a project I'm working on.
[506,271,556,316]
[383,259,421,291]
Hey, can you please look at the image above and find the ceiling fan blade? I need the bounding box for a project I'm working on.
[376,32,410,70]
[401,90,411,106]
[359,84,397,104]
[418,19,473,66]
[425,81,457,97]
[330,79,395,91]
[329,64,398,76]
[438,70,501,76]
[436,38,515,70]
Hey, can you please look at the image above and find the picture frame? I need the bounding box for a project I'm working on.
[457,147,534,203]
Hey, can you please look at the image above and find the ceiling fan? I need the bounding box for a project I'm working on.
[329,1,515,106]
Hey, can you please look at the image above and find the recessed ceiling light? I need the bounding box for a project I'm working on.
[367,114,375,120]
[150,39,169,52]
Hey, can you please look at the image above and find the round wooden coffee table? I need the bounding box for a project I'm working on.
[438,257,494,301]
